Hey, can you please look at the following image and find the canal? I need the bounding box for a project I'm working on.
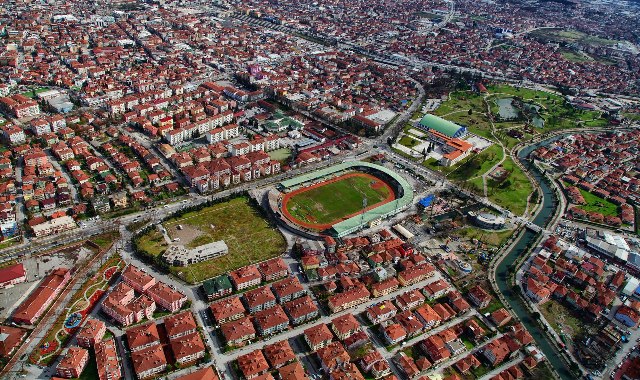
[494,137,575,379]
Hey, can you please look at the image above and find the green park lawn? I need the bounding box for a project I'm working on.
[137,197,286,283]
[485,157,533,216]
[285,173,392,226]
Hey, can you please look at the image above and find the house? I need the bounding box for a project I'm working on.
[56,347,89,378]
[483,338,511,366]
[304,324,333,351]
[467,286,492,309]
[490,308,512,327]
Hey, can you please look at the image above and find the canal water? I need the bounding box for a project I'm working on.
[494,137,574,379]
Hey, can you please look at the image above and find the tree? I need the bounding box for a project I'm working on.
[468,108,473,115]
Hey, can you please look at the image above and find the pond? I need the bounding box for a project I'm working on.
[495,98,519,119]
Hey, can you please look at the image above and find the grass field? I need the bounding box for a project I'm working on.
[485,157,533,216]
[137,197,286,283]
[577,187,619,217]
[284,173,393,227]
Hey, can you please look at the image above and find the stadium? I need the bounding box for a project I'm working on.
[267,161,414,238]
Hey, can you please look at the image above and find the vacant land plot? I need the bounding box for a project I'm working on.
[138,197,286,283]
[540,299,586,339]
[283,172,394,229]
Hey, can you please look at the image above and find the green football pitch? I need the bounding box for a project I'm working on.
[283,173,394,228]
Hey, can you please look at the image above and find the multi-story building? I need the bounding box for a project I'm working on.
[122,265,156,293]
[237,350,269,380]
[366,301,398,324]
[202,275,233,300]
[126,322,160,352]
[243,286,277,313]
[304,324,333,351]
[253,305,289,336]
[131,344,167,379]
[95,339,122,380]
[283,295,319,325]
[164,311,197,340]
[76,318,106,348]
[257,258,288,282]
[271,277,306,303]
[56,347,89,378]
[170,332,206,365]
[146,281,187,312]
[210,296,246,325]
[327,284,370,313]
[0,263,26,289]
[229,265,261,291]
[331,314,362,341]
[220,317,256,346]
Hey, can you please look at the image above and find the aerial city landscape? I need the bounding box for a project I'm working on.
[0,0,639,379]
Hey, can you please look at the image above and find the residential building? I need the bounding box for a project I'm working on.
[304,324,333,351]
[366,300,398,324]
[283,295,319,325]
[271,277,306,303]
[202,275,233,300]
[76,318,106,348]
[317,341,351,371]
[237,350,269,380]
[126,322,160,352]
[220,317,256,346]
[0,263,26,289]
[243,286,277,313]
[253,304,289,336]
[263,340,296,369]
[146,281,187,312]
[210,297,246,325]
[257,258,288,282]
[230,265,262,291]
[331,314,361,340]
[95,339,122,380]
[56,347,89,378]
[164,311,197,339]
[131,344,167,380]
[170,332,206,365]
